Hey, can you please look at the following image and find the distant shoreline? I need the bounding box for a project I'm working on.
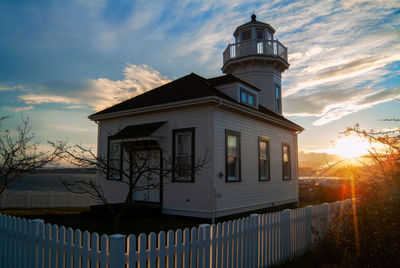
[33,168,96,174]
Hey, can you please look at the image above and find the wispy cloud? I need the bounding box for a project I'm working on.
[270,0,400,125]
[4,105,34,112]
[62,105,84,109]
[0,85,16,91]
[17,63,170,111]
[1,0,399,127]
[284,86,400,125]
[20,94,79,105]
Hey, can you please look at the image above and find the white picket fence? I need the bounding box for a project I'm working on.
[0,190,99,209]
[0,200,352,268]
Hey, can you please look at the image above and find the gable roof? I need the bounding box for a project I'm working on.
[89,73,303,131]
[90,73,230,118]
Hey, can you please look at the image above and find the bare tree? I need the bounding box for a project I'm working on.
[0,116,63,195]
[343,123,400,194]
[50,139,209,233]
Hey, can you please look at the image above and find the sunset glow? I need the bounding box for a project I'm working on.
[324,136,371,159]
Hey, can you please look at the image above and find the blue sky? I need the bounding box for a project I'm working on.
[0,0,399,155]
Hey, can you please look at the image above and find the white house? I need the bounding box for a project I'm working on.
[89,15,303,219]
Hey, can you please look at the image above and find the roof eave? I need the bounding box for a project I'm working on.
[89,95,303,132]
[88,97,219,121]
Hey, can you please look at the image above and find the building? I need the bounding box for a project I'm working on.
[89,15,303,218]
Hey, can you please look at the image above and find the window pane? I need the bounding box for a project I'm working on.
[257,30,263,40]
[275,85,281,112]
[175,130,193,181]
[228,135,237,157]
[259,140,269,180]
[241,30,251,41]
[248,94,253,105]
[227,134,239,180]
[241,91,247,102]
[283,145,291,179]
[109,142,121,180]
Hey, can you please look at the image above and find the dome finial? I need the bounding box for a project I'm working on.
[251,13,256,21]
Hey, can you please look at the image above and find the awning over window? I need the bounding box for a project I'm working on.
[110,121,167,142]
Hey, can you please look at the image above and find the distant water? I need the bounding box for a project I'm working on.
[299,176,343,180]
[8,173,97,192]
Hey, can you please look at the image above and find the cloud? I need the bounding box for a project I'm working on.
[269,0,400,125]
[20,94,79,105]
[3,105,34,112]
[284,86,400,125]
[2,0,399,127]
[84,63,170,111]
[0,85,16,91]
[18,63,170,111]
[62,105,84,109]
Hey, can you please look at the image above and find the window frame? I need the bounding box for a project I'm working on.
[225,129,241,182]
[282,143,291,180]
[106,136,123,180]
[258,137,271,181]
[275,83,281,113]
[172,127,195,183]
[256,29,264,40]
[238,85,258,108]
[241,30,251,41]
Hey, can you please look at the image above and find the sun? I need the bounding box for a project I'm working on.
[327,136,371,159]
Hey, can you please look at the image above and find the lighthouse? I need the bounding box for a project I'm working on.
[222,14,289,114]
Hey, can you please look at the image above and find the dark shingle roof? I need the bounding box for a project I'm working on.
[208,74,260,91]
[111,121,167,140]
[89,72,303,131]
[90,73,231,117]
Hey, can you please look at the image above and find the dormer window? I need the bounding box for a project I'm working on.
[239,86,257,107]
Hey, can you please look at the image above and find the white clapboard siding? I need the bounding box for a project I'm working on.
[0,199,353,268]
[0,190,98,209]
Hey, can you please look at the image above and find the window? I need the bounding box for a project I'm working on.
[259,137,270,181]
[226,130,241,182]
[172,128,195,182]
[282,143,291,180]
[256,30,264,40]
[240,87,257,107]
[241,30,251,41]
[107,137,122,180]
[275,84,281,113]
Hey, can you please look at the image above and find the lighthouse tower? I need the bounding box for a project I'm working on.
[222,14,289,114]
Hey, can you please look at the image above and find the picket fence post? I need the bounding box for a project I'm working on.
[109,234,126,268]
[250,214,260,267]
[0,199,354,267]
[29,219,43,268]
[199,224,211,268]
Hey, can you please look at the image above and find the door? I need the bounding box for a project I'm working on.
[132,149,161,203]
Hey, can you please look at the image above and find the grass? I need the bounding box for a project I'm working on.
[2,209,205,236]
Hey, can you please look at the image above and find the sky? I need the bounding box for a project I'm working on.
[0,0,399,159]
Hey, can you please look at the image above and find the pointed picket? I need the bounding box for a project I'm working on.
[127,234,137,268]
[148,232,157,268]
